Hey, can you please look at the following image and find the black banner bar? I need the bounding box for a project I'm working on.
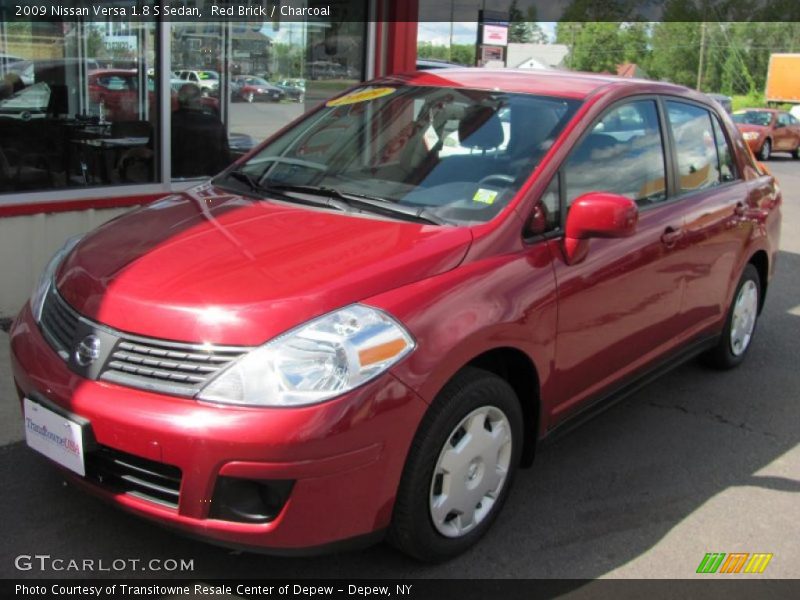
[1,0,800,23]
[3,579,800,600]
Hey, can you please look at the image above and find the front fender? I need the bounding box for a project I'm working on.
[366,242,559,430]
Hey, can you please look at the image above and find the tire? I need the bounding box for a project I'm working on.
[245,92,255,103]
[702,263,761,370]
[388,367,523,562]
[792,143,800,160]
[758,139,771,161]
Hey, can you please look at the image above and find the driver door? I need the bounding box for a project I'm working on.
[547,98,688,423]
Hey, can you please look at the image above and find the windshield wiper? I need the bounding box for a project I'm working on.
[220,173,349,213]
[226,170,260,193]
[264,183,447,226]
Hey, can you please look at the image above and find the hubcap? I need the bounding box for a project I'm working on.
[730,280,758,356]
[429,406,512,538]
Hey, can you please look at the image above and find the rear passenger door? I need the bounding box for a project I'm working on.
[664,100,751,335]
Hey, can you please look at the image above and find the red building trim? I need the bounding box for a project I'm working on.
[0,193,167,218]
[384,2,418,76]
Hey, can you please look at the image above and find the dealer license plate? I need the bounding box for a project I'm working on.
[23,398,85,476]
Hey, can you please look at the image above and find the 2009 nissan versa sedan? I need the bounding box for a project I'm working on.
[10,70,781,562]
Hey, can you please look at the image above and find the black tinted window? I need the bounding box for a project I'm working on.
[564,100,666,208]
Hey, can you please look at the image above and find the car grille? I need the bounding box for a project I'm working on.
[39,286,249,397]
[85,446,182,508]
[39,286,79,360]
[100,338,246,397]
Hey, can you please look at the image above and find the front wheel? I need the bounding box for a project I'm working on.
[758,139,771,161]
[388,367,523,562]
[702,264,761,369]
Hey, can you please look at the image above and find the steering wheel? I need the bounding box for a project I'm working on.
[476,174,514,188]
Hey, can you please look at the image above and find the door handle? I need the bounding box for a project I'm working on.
[661,226,683,248]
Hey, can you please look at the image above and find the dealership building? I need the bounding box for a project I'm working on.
[0,0,438,319]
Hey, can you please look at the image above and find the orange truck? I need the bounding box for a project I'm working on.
[765,53,800,103]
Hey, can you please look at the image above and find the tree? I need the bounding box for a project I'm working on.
[568,22,626,73]
[508,0,533,43]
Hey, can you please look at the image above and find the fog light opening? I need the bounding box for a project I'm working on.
[210,477,294,524]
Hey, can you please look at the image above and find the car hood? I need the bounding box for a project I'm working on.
[56,184,472,345]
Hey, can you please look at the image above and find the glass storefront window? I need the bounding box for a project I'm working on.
[0,5,367,191]
[0,21,159,193]
[172,11,365,180]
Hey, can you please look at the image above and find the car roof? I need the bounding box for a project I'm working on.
[376,68,695,101]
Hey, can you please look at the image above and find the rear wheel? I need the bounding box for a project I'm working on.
[758,139,771,161]
[792,143,800,160]
[388,367,523,562]
[702,264,761,369]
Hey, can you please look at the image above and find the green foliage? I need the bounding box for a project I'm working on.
[732,92,766,111]
[417,42,475,66]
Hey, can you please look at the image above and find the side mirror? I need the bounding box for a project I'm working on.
[563,192,638,264]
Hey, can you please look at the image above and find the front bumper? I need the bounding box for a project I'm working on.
[9,304,428,552]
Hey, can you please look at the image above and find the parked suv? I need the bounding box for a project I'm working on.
[174,69,220,96]
[10,70,781,562]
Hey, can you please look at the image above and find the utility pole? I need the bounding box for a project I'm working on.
[696,21,706,91]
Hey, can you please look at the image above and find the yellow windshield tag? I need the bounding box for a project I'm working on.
[326,87,396,107]
[473,188,498,205]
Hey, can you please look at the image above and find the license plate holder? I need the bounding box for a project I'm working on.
[23,397,88,477]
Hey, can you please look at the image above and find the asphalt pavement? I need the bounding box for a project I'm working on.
[1,158,798,581]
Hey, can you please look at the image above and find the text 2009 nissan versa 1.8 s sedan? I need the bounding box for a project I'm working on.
[10,70,781,562]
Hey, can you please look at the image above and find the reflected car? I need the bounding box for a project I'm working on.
[87,69,155,121]
[706,93,732,113]
[732,108,800,160]
[10,70,781,562]
[0,81,51,119]
[175,69,219,97]
[231,75,285,103]
[273,79,304,102]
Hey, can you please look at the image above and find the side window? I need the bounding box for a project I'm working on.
[564,100,667,208]
[777,113,790,127]
[666,101,721,193]
[711,116,736,183]
[789,115,799,126]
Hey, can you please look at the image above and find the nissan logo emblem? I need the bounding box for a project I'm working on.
[74,335,101,367]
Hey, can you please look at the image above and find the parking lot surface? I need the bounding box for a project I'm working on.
[1,158,798,580]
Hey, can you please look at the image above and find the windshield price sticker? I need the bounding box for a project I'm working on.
[326,87,396,107]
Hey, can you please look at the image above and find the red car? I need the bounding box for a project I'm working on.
[87,69,155,121]
[88,70,219,120]
[10,70,781,561]
[732,107,800,160]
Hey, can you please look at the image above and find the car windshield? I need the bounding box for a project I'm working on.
[0,81,50,111]
[247,77,268,85]
[732,111,772,127]
[218,85,580,225]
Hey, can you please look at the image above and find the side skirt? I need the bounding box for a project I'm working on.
[541,334,719,445]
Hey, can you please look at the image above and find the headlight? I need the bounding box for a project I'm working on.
[30,235,83,323]
[742,131,759,140]
[198,305,415,407]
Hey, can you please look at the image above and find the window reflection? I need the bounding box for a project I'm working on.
[0,21,158,192]
[565,100,667,208]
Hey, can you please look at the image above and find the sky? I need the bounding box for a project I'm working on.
[262,21,558,47]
